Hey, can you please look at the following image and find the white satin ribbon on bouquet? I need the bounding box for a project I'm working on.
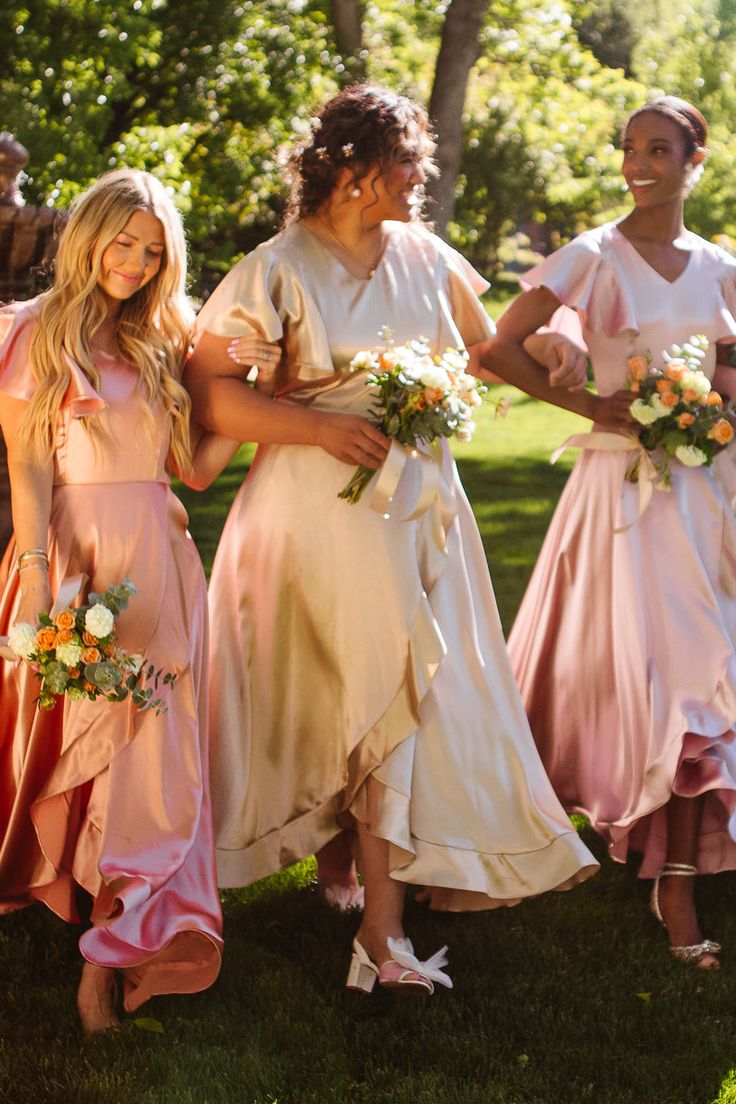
[368,438,455,554]
[551,431,668,533]
[370,439,441,521]
[386,936,453,990]
[0,573,88,661]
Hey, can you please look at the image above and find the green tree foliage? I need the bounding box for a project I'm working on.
[1,0,734,290]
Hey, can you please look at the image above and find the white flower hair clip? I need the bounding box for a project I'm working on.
[341,143,354,159]
[684,160,705,193]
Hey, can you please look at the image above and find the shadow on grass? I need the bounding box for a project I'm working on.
[4,842,736,1103]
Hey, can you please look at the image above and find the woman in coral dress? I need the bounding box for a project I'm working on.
[0,171,232,1031]
[187,83,597,996]
[477,97,736,968]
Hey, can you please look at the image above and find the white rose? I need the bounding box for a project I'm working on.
[649,394,673,419]
[631,399,660,425]
[419,364,450,390]
[7,621,39,660]
[85,603,115,638]
[675,444,708,468]
[56,641,83,667]
[681,370,710,396]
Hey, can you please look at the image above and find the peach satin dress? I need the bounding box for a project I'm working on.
[0,301,222,1012]
[508,222,736,876]
[196,220,597,908]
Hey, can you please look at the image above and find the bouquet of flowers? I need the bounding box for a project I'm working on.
[626,334,735,485]
[5,578,175,713]
[339,337,496,504]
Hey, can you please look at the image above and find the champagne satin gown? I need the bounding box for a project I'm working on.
[0,301,222,1011]
[196,220,598,908]
[508,222,736,876]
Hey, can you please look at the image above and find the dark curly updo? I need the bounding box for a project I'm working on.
[625,96,708,156]
[284,83,436,224]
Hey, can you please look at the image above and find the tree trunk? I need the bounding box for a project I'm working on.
[428,0,489,237]
[330,0,366,83]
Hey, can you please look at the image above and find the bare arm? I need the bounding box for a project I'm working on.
[471,287,634,431]
[185,331,389,468]
[0,395,53,623]
[173,424,241,492]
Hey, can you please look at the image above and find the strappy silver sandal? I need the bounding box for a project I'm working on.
[651,861,721,966]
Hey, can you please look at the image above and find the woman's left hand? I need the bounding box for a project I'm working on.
[543,333,589,391]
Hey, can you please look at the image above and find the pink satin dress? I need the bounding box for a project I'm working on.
[508,222,736,876]
[195,220,598,907]
[0,300,222,1012]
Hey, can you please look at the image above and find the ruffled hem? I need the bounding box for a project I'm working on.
[215,593,444,888]
[81,927,222,1014]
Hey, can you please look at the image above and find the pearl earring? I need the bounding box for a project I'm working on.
[350,186,362,198]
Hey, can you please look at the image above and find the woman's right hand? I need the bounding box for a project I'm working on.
[315,413,390,468]
[592,389,636,432]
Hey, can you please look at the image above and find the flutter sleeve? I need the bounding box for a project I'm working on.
[520,228,639,336]
[193,239,340,394]
[444,243,496,346]
[716,249,736,340]
[0,301,105,416]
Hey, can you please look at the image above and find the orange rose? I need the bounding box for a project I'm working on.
[629,381,640,394]
[68,667,80,679]
[627,355,649,382]
[36,627,57,651]
[665,365,685,382]
[707,391,723,407]
[710,419,734,445]
[54,609,76,631]
[82,630,98,646]
[55,629,74,645]
[656,379,673,394]
[683,389,699,403]
[81,647,101,664]
[678,413,695,428]
[83,681,97,694]
[661,391,678,407]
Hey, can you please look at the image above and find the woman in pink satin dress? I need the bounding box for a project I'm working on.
[475,97,736,969]
[0,170,236,1032]
[187,84,598,998]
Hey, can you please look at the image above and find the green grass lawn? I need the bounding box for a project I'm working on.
[4,388,736,1104]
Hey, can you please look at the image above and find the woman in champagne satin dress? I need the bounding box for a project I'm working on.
[0,171,231,1032]
[476,98,736,969]
[187,84,597,996]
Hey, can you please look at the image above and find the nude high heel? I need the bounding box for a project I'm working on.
[346,937,452,996]
[650,862,721,966]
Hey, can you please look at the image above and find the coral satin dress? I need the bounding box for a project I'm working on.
[0,301,221,1012]
[508,222,736,876]
[196,220,597,907]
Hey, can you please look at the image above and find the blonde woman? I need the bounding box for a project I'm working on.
[0,170,234,1032]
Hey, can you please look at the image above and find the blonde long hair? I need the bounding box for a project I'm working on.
[22,169,194,471]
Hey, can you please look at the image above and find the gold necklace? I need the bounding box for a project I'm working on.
[317,216,384,279]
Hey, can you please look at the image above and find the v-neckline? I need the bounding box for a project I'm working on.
[613,224,694,286]
[297,220,394,283]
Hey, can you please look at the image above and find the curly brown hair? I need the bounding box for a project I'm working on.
[626,96,708,156]
[283,83,436,224]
